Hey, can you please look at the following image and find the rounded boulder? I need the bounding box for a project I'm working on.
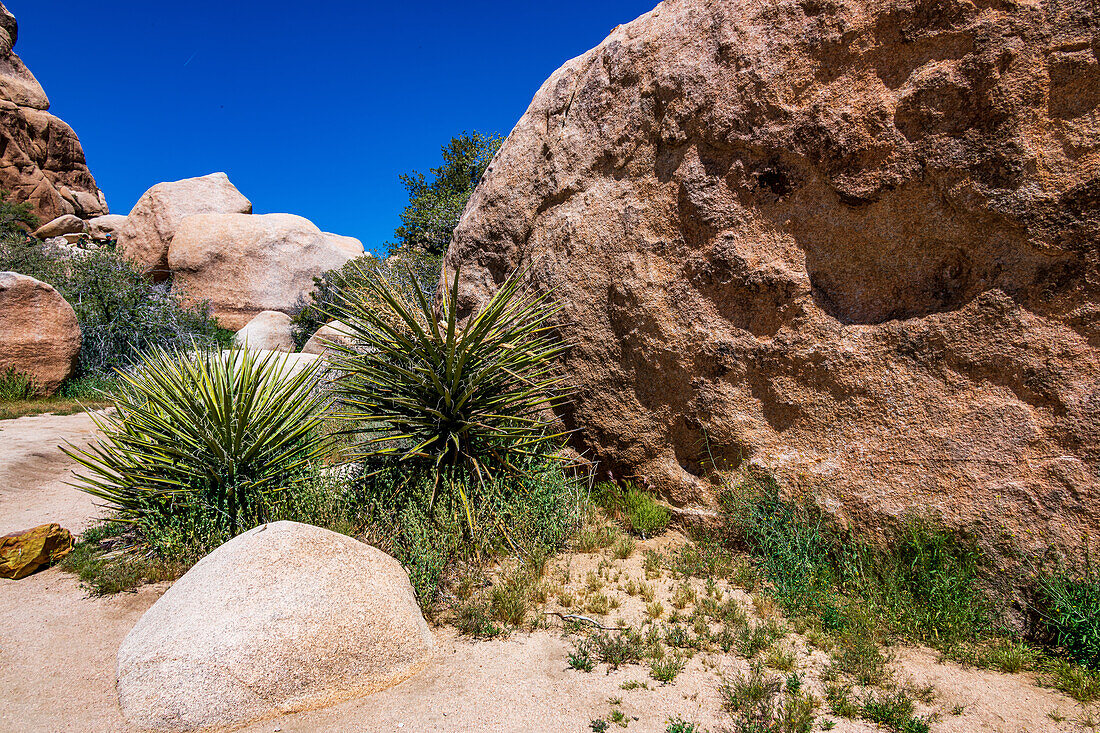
[235,310,296,352]
[116,521,434,731]
[0,272,80,395]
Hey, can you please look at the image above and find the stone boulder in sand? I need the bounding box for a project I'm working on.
[0,3,107,221]
[169,213,360,330]
[235,310,295,352]
[0,272,80,394]
[302,320,355,356]
[0,523,72,579]
[118,173,252,279]
[444,0,1100,566]
[116,521,434,731]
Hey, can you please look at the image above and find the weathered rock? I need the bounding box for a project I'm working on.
[0,523,72,579]
[301,320,354,356]
[445,0,1100,566]
[0,272,80,395]
[33,214,83,239]
[0,4,107,222]
[116,521,434,731]
[169,212,359,330]
[85,213,127,241]
[323,231,366,258]
[118,173,252,279]
[235,310,296,352]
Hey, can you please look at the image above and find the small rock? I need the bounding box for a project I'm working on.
[0,523,73,579]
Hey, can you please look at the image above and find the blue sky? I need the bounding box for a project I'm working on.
[12,1,656,254]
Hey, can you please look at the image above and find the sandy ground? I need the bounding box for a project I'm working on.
[0,411,107,536]
[0,412,1095,733]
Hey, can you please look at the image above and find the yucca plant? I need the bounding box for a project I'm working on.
[65,347,330,537]
[328,263,569,532]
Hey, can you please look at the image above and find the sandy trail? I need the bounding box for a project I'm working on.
[0,412,1093,733]
[0,411,107,536]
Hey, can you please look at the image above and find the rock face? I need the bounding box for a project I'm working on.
[117,173,252,279]
[444,0,1100,564]
[0,523,72,579]
[169,212,359,330]
[116,521,434,731]
[235,310,295,352]
[0,272,80,394]
[301,320,354,356]
[0,3,107,221]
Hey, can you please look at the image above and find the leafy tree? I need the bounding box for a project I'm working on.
[393,131,502,256]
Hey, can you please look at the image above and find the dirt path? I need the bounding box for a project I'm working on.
[0,413,1094,732]
[0,411,107,536]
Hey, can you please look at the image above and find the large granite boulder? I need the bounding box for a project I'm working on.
[444,0,1100,565]
[0,3,107,221]
[234,310,295,352]
[0,272,80,395]
[118,173,252,279]
[169,213,360,330]
[116,521,434,731]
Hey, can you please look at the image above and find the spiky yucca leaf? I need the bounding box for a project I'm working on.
[328,264,568,530]
[64,347,329,535]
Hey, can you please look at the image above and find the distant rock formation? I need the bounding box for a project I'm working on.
[445,0,1100,565]
[0,2,107,222]
[169,212,362,329]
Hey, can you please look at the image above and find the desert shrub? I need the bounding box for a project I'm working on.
[1037,566,1100,670]
[65,347,330,545]
[329,264,568,535]
[0,367,37,401]
[393,130,502,256]
[595,481,671,538]
[720,662,818,733]
[0,239,230,377]
[362,454,582,605]
[722,471,991,650]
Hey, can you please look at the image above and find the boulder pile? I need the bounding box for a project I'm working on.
[444,0,1100,564]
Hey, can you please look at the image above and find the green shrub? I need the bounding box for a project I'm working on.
[362,456,582,605]
[722,471,991,651]
[0,239,230,378]
[329,264,567,534]
[1037,567,1100,670]
[65,347,330,543]
[595,482,671,538]
[0,367,37,400]
[291,251,442,348]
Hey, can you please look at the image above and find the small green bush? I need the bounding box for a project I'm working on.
[0,367,37,400]
[1037,567,1100,670]
[722,471,991,651]
[595,482,670,538]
